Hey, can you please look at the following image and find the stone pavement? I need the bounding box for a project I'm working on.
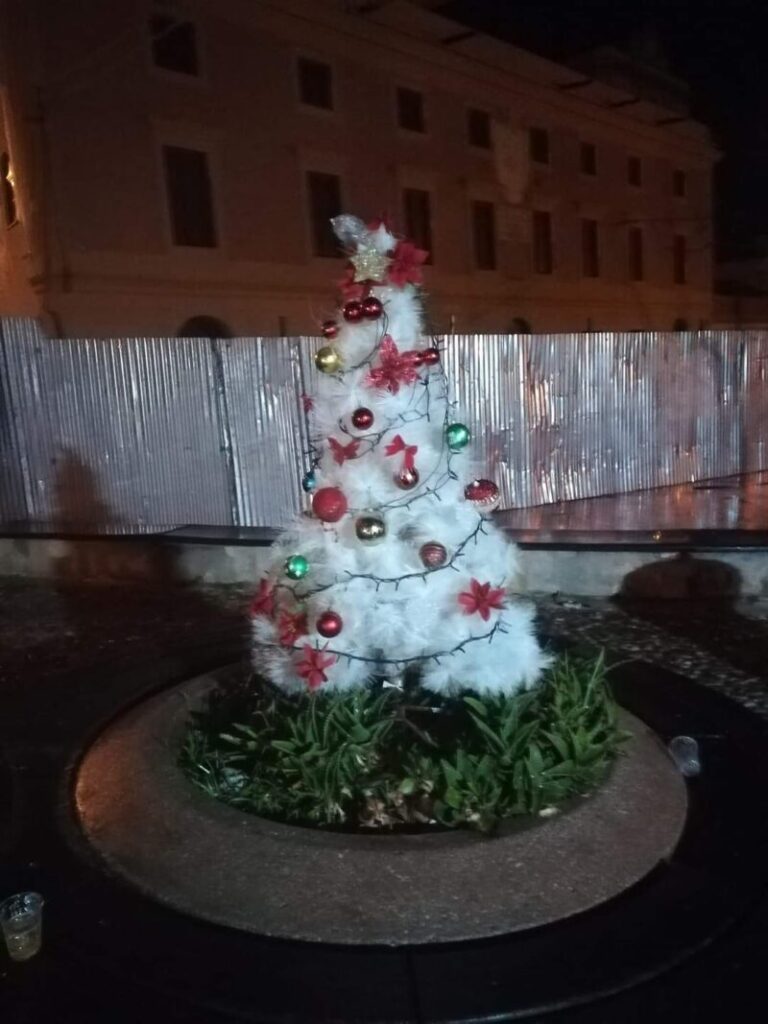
[2,577,768,719]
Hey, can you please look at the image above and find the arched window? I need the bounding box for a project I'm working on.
[1,152,18,227]
[672,317,688,332]
[510,317,532,334]
[177,316,232,339]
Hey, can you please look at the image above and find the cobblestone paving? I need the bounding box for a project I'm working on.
[1,577,767,718]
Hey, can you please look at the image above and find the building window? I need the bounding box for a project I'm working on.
[673,169,686,197]
[532,210,553,274]
[150,13,199,75]
[1,152,18,226]
[403,188,433,262]
[397,87,425,132]
[297,57,333,110]
[162,145,216,247]
[627,156,642,187]
[529,127,550,164]
[581,219,599,277]
[580,142,597,175]
[673,234,687,284]
[467,108,492,149]
[306,171,342,257]
[471,200,496,270]
[628,227,644,281]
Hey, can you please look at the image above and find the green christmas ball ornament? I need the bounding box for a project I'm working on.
[446,422,471,451]
[284,554,309,580]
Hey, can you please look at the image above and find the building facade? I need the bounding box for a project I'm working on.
[0,0,716,337]
[714,256,768,328]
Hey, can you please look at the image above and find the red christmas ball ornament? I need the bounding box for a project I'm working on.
[342,300,364,323]
[361,295,384,320]
[422,347,441,365]
[312,486,348,522]
[321,320,339,339]
[316,610,343,638]
[394,466,419,490]
[351,407,374,430]
[419,542,448,569]
[464,478,501,512]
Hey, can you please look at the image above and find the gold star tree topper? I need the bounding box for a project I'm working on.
[350,245,392,283]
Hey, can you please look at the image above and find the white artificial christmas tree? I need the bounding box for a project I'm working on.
[251,215,549,696]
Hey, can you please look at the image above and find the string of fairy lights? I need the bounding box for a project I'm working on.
[307,359,447,474]
[255,616,509,669]
[271,515,489,605]
[302,305,435,484]
[304,298,467,516]
[328,312,392,376]
[254,236,503,678]
[333,363,450,448]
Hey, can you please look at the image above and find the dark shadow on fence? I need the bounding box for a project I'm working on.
[43,448,248,663]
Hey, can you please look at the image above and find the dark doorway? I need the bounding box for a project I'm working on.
[177,316,232,339]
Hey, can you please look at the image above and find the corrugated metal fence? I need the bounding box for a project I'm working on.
[0,317,765,528]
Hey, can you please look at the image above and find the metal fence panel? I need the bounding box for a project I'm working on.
[0,320,764,529]
[651,330,743,488]
[443,330,746,508]
[219,336,310,527]
[0,319,29,523]
[0,320,232,527]
[743,330,768,474]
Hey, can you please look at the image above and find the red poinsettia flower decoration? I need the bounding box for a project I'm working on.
[278,609,308,647]
[458,579,507,622]
[250,578,275,619]
[337,264,367,302]
[295,644,337,690]
[367,214,392,232]
[328,437,360,466]
[366,336,421,394]
[384,434,418,471]
[387,239,429,287]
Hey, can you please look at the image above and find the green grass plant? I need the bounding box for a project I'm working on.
[179,652,625,833]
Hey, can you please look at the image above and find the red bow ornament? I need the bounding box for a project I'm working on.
[384,434,418,471]
[328,437,360,465]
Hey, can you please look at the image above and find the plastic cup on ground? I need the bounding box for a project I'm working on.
[667,735,701,778]
[0,892,44,962]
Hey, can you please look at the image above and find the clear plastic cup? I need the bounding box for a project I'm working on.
[0,892,44,961]
[668,735,702,778]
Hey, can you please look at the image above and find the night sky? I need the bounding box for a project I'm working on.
[441,0,767,259]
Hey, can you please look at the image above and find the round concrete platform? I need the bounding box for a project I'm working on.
[74,667,687,946]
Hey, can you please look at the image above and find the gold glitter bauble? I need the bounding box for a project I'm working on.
[315,345,342,374]
[355,514,386,544]
[350,246,392,283]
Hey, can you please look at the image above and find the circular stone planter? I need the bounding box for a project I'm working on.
[74,666,687,946]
